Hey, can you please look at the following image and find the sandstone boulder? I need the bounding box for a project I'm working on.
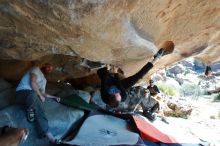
[164,99,192,118]
[1,0,220,81]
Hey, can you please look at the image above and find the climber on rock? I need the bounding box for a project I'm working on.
[97,41,175,110]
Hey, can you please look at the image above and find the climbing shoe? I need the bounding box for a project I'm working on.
[27,108,35,123]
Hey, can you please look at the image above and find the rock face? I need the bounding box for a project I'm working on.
[164,99,193,118]
[1,0,220,81]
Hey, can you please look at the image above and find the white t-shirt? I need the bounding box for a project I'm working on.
[16,67,47,92]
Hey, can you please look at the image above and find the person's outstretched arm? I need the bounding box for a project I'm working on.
[121,62,154,89]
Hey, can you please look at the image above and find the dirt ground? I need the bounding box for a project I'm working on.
[163,95,220,145]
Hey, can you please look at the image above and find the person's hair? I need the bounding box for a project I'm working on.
[149,79,154,83]
[42,63,53,68]
[40,63,53,74]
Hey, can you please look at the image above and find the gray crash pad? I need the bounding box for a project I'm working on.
[0,99,85,146]
[63,113,144,146]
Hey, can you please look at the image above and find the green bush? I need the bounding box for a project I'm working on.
[157,83,177,96]
[180,83,203,100]
[213,94,220,102]
[184,69,190,75]
[218,109,220,119]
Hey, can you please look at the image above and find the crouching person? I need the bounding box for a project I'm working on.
[141,89,161,121]
[123,87,162,121]
[15,63,60,143]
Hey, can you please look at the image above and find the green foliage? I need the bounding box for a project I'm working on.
[184,69,190,75]
[180,83,203,100]
[213,94,220,102]
[157,83,177,96]
[165,71,174,78]
[218,109,220,119]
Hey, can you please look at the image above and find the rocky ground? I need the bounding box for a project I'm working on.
[159,95,220,146]
[189,95,220,145]
[150,58,220,146]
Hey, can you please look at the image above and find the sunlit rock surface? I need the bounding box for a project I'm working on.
[1,0,220,81]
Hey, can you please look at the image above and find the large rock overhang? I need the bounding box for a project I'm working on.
[0,0,220,82]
